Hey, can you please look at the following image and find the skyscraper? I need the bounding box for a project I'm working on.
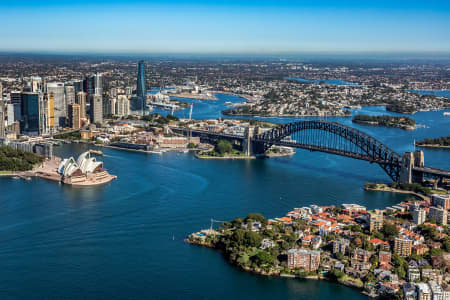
[94,73,103,95]
[137,60,147,114]
[65,85,76,105]
[68,104,81,129]
[7,104,16,126]
[84,73,103,99]
[0,102,5,137]
[90,94,103,124]
[30,76,43,92]
[10,91,22,105]
[72,80,84,94]
[20,92,41,134]
[45,92,55,130]
[46,82,66,127]
[76,91,87,119]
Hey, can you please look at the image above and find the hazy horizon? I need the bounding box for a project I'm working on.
[1,0,449,54]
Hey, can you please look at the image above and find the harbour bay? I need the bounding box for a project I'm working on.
[0,96,449,299]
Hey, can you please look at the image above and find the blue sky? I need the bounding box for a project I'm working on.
[1,0,449,54]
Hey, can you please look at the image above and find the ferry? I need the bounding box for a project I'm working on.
[89,150,103,156]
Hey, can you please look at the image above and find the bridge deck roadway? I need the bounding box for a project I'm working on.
[413,167,450,178]
[172,127,450,179]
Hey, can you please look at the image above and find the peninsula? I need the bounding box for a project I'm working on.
[188,194,450,299]
[416,136,450,149]
[0,146,43,175]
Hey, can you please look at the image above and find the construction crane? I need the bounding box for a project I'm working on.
[209,218,226,232]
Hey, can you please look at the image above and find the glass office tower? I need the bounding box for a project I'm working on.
[136,60,146,114]
[20,92,40,134]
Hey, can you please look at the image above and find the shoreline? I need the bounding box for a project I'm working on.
[212,91,256,102]
[415,144,450,149]
[169,93,218,100]
[363,185,429,201]
[186,238,369,296]
[352,120,415,130]
[195,152,255,160]
[222,112,352,118]
[101,144,194,155]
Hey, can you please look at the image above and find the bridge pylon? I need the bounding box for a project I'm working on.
[243,126,265,156]
[399,150,424,184]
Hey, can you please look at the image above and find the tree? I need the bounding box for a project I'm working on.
[429,248,443,257]
[335,252,344,260]
[326,269,345,281]
[418,224,439,241]
[349,224,362,232]
[187,142,196,149]
[263,229,275,238]
[382,223,399,240]
[215,140,233,155]
[392,253,407,268]
[245,213,267,225]
[395,266,406,278]
[364,272,376,283]
[444,238,450,252]
[231,217,244,228]
[244,231,262,247]
[253,250,273,265]
[231,229,246,245]
[373,231,385,240]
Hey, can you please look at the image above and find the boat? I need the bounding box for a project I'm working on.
[444,112,450,116]
[225,101,232,105]
[89,150,103,156]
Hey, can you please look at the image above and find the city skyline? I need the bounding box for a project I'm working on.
[1,0,450,54]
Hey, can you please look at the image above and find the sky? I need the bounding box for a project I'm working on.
[1,0,450,54]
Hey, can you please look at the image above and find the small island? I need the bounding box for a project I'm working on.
[352,114,416,130]
[416,136,450,149]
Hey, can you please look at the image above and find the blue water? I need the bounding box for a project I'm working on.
[409,89,450,98]
[1,95,449,299]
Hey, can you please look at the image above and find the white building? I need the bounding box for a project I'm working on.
[413,208,427,225]
[115,95,130,117]
[417,283,431,300]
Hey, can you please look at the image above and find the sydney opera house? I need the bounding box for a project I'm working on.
[57,151,116,185]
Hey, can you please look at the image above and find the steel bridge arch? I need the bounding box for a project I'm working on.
[253,120,402,181]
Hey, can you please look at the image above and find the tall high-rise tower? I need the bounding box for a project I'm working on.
[20,92,41,134]
[137,60,147,114]
[90,94,103,125]
[46,82,66,127]
[46,92,55,130]
[68,104,81,129]
[76,92,87,119]
[0,102,5,137]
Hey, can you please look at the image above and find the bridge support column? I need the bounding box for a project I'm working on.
[400,150,424,184]
[242,127,254,156]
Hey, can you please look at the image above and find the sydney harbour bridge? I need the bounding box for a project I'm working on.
[172,120,450,184]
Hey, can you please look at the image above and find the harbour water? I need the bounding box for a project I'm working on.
[0,96,449,299]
